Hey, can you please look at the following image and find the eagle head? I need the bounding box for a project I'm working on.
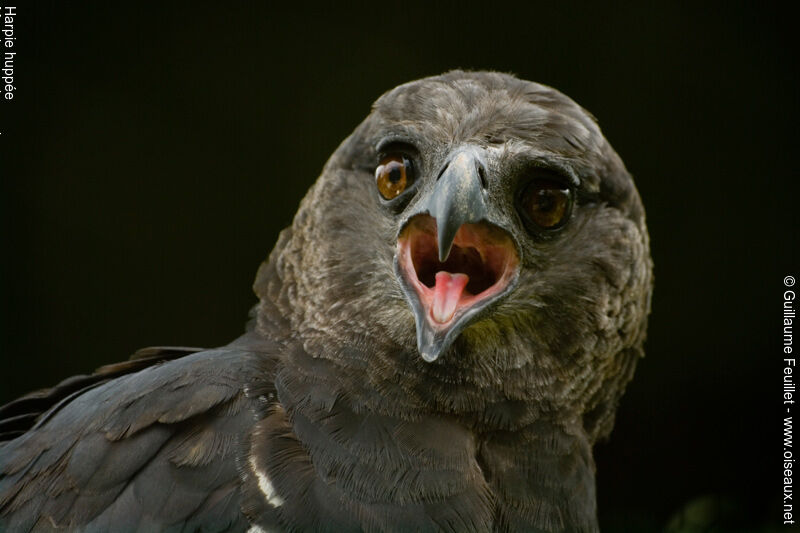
[255,70,652,443]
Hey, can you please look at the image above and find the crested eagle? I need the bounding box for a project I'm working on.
[0,71,653,532]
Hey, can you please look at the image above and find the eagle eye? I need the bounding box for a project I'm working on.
[518,178,573,230]
[376,154,414,200]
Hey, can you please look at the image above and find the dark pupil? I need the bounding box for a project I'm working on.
[388,162,403,183]
[534,190,556,212]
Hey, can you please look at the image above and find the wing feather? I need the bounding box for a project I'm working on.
[0,343,268,532]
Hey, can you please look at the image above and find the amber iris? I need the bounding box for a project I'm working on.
[520,179,572,229]
[376,155,411,200]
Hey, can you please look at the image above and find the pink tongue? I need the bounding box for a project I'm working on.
[431,271,469,324]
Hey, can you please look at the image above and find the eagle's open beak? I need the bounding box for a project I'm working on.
[395,148,520,362]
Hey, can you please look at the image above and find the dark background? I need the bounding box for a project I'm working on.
[1,2,796,531]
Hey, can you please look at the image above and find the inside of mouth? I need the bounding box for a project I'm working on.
[403,215,516,304]
[411,239,498,295]
[399,215,519,332]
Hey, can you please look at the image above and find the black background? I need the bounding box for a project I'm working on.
[1,2,796,530]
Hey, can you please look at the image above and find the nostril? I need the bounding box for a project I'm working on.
[436,163,448,182]
[436,150,488,187]
[476,162,487,190]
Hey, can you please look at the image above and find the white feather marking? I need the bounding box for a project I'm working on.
[247,525,270,533]
[249,455,285,507]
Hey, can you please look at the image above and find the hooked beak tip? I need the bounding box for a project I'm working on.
[437,235,453,262]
